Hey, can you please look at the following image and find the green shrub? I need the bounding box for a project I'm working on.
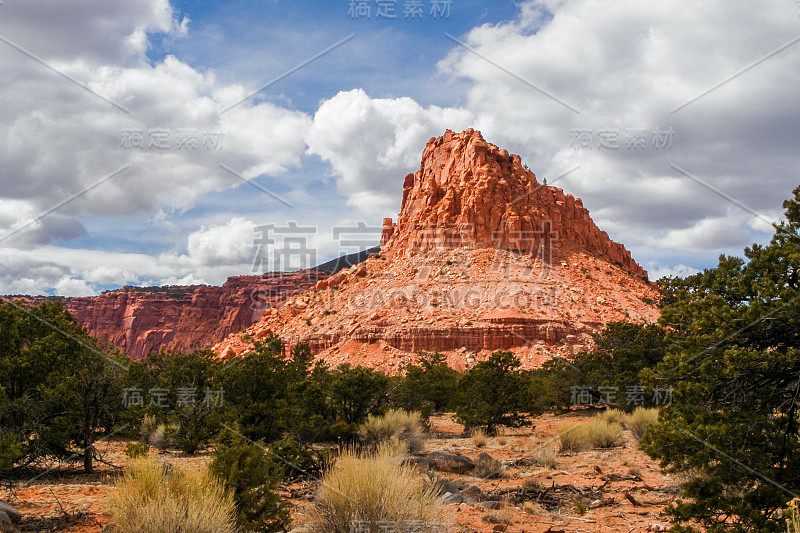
[570,322,666,410]
[269,434,330,480]
[108,457,236,533]
[391,352,460,417]
[328,364,390,425]
[0,301,129,473]
[358,409,425,453]
[639,188,800,531]
[455,351,532,432]
[167,408,216,455]
[623,407,659,440]
[209,428,289,532]
[0,433,23,475]
[302,444,448,533]
[123,442,150,459]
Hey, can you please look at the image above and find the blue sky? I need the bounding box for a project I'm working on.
[155,1,519,110]
[0,0,797,296]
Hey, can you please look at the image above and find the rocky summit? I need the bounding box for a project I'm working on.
[213,129,658,372]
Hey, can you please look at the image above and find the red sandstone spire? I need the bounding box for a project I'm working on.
[381,129,647,280]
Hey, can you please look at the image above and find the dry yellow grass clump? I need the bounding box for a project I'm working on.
[623,407,659,440]
[358,409,425,453]
[470,428,488,448]
[597,408,625,425]
[107,457,237,533]
[496,427,508,446]
[558,418,625,453]
[301,444,448,533]
[787,498,800,533]
[526,437,558,469]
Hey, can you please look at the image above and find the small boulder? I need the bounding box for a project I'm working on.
[0,504,20,525]
[0,511,18,533]
[439,492,463,505]
[460,485,487,502]
[426,451,474,474]
[481,500,502,510]
[474,452,504,479]
[394,454,430,473]
[442,478,466,494]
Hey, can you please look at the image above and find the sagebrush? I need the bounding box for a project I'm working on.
[108,457,236,533]
[301,444,448,533]
[358,409,425,453]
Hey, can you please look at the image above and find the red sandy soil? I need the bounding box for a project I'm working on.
[1,412,680,533]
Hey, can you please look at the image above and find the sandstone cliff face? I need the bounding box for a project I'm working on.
[213,130,659,373]
[20,270,324,360]
[387,129,646,279]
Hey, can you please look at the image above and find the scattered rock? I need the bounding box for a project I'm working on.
[0,504,20,525]
[427,451,474,474]
[394,453,430,473]
[0,511,18,533]
[481,500,502,510]
[461,485,487,502]
[439,492,463,505]
[442,478,466,494]
[589,497,616,509]
[474,452,504,479]
[475,452,495,463]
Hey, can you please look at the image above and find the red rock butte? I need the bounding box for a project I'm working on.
[380,129,646,279]
[14,270,325,360]
[214,129,659,372]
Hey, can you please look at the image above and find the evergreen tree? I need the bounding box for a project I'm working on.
[641,187,800,532]
[210,426,289,532]
[455,350,532,432]
[0,300,127,472]
[392,351,460,417]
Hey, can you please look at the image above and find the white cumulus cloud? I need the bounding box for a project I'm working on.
[306,89,474,217]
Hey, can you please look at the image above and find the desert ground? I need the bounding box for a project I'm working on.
[2,410,678,533]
